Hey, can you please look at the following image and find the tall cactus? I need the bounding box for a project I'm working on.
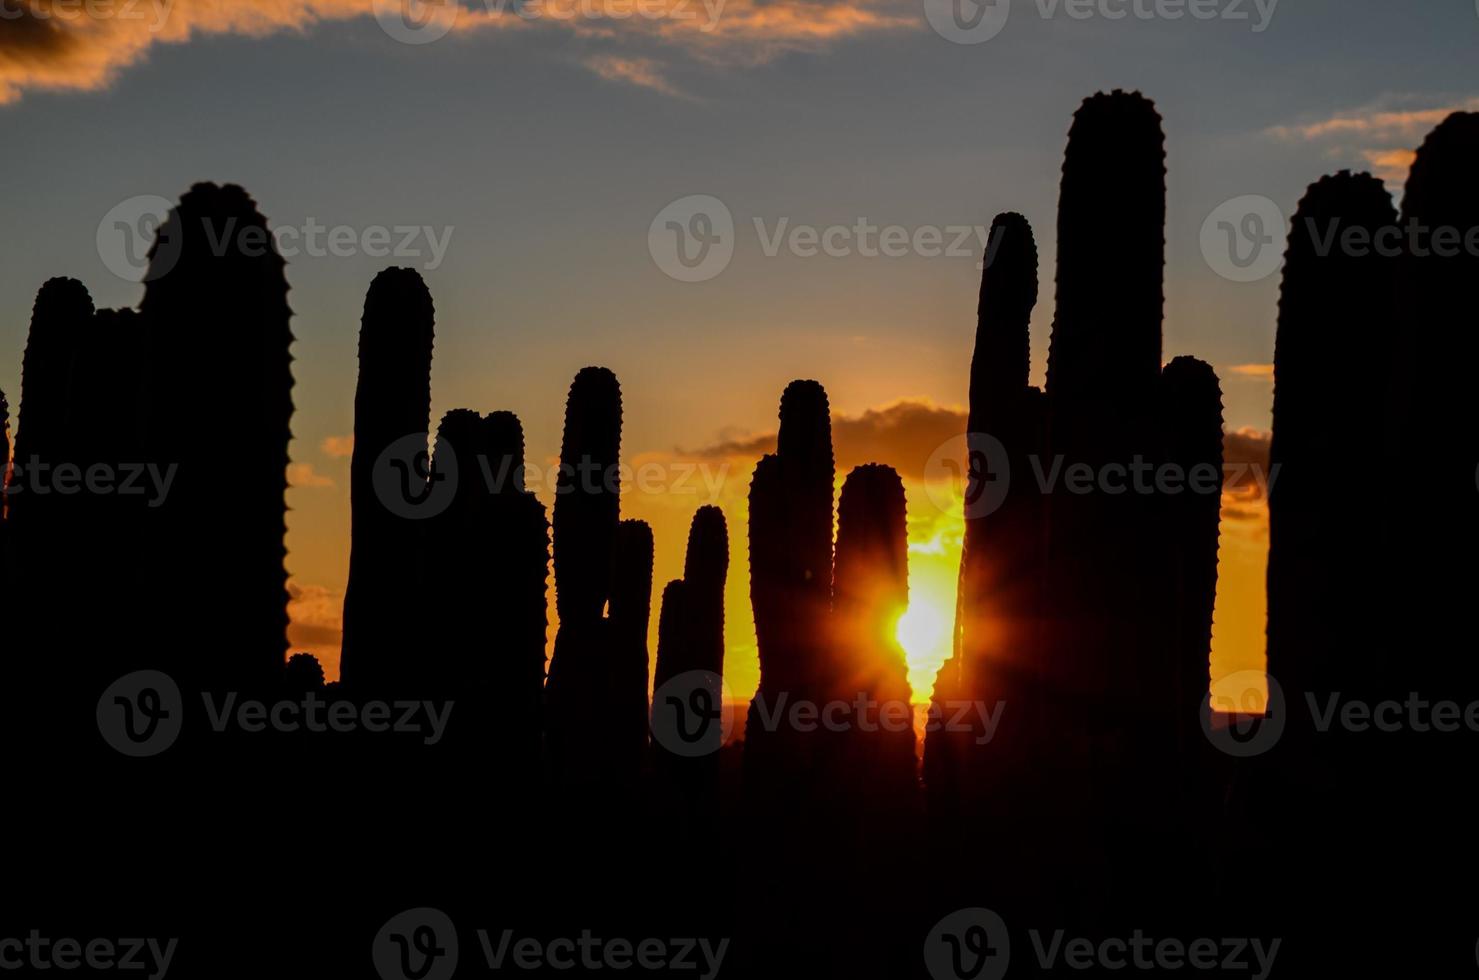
[423,408,487,700]
[341,268,435,696]
[1159,356,1223,759]
[609,519,655,777]
[1043,90,1168,716]
[1268,173,1397,732]
[546,366,629,780]
[480,410,549,769]
[0,386,8,601]
[140,183,294,696]
[1392,113,1479,705]
[653,507,730,765]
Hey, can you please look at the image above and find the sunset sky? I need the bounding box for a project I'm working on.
[3,0,1475,706]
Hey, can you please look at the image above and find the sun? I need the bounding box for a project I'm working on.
[895,593,953,696]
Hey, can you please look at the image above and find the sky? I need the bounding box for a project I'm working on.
[3,0,1475,706]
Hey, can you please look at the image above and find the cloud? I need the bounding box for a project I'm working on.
[1266,96,1479,190]
[1227,363,1273,381]
[288,461,335,488]
[0,0,912,104]
[320,434,354,458]
[287,580,342,664]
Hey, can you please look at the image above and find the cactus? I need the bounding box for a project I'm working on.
[609,519,654,777]
[283,653,326,693]
[0,386,8,599]
[341,267,435,696]
[1159,357,1223,758]
[139,183,294,696]
[1042,90,1168,717]
[1392,114,1479,705]
[833,465,910,705]
[480,410,549,768]
[423,408,487,700]
[1268,173,1397,727]
[681,506,729,680]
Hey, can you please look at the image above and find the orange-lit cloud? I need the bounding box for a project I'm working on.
[1266,97,1479,191]
[287,579,343,674]
[288,461,335,488]
[320,434,354,458]
[0,0,912,104]
[1227,363,1273,381]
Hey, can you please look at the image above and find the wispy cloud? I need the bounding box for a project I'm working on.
[288,461,335,488]
[1226,363,1273,381]
[1266,96,1479,190]
[320,434,355,458]
[0,0,912,104]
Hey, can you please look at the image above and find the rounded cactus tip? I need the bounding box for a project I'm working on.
[570,365,621,394]
[35,276,95,313]
[1162,356,1221,390]
[483,410,525,461]
[779,379,830,419]
[284,652,326,690]
[369,266,430,292]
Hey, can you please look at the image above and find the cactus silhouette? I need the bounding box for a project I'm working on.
[0,386,8,600]
[546,366,635,781]
[1392,113,1479,707]
[1268,173,1397,732]
[423,408,488,701]
[1159,356,1223,757]
[1043,90,1168,718]
[609,518,655,777]
[480,410,550,769]
[926,212,1043,817]
[341,267,435,696]
[140,183,294,696]
[283,653,327,693]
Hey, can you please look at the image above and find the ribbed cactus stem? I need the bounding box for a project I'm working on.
[653,579,689,695]
[609,519,655,768]
[552,366,623,627]
[682,506,729,679]
[12,278,93,519]
[140,183,294,695]
[833,464,909,702]
[1268,172,1397,715]
[283,653,326,692]
[341,267,435,695]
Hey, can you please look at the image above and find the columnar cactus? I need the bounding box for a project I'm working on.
[1268,173,1397,727]
[283,653,327,693]
[680,506,728,680]
[608,519,654,776]
[140,183,294,696]
[833,465,910,706]
[1042,90,1168,715]
[1393,114,1479,705]
[0,386,9,593]
[423,408,487,700]
[1159,356,1224,758]
[341,267,435,696]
